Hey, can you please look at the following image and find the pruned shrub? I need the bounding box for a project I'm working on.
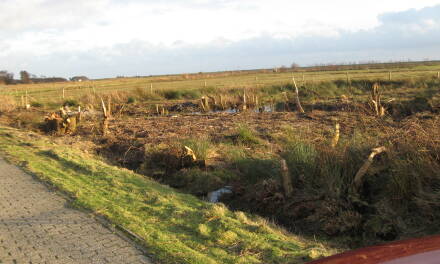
[31,101,44,108]
[162,89,201,100]
[63,99,79,107]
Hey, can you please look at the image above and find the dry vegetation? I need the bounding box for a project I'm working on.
[0,63,439,261]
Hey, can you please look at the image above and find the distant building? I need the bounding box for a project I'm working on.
[70,76,89,82]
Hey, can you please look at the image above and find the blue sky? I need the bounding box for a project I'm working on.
[1,0,440,78]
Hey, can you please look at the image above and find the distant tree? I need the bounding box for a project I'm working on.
[290,62,300,69]
[0,70,14,84]
[279,65,289,73]
[20,70,31,84]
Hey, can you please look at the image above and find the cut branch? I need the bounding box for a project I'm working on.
[292,77,305,113]
[353,146,387,191]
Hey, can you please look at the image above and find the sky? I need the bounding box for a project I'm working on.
[1,0,440,78]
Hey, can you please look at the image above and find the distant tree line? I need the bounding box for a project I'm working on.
[0,70,89,85]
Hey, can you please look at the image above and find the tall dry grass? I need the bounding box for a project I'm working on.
[0,95,17,112]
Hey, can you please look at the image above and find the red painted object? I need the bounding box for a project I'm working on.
[308,235,440,264]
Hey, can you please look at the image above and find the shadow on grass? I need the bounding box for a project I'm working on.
[37,150,95,176]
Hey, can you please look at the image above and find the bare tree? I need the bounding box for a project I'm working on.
[290,62,300,69]
[20,71,31,84]
[0,70,14,84]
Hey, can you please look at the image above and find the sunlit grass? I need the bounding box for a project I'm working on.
[0,126,332,264]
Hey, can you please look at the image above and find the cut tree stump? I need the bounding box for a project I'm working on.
[280,159,293,198]
[353,146,387,191]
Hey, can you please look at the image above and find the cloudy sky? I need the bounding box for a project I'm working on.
[2,0,440,78]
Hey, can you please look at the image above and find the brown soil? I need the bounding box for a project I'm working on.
[1,102,439,249]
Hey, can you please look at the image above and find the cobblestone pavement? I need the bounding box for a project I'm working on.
[0,158,151,264]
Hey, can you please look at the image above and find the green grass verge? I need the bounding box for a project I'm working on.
[0,126,331,264]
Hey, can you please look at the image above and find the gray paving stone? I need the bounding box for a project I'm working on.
[0,158,151,264]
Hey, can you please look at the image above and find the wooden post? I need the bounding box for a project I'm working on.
[25,90,29,110]
[437,72,440,79]
[77,106,82,123]
[219,95,225,110]
[280,159,293,198]
[346,72,350,85]
[242,90,247,111]
[331,122,340,147]
[100,97,109,136]
[292,77,305,113]
[107,97,112,118]
[204,81,207,88]
[62,87,65,99]
[302,74,305,83]
[389,71,392,81]
[150,83,153,93]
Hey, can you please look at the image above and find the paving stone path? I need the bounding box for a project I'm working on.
[0,158,152,264]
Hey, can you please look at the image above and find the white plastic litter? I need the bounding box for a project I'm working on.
[207,186,233,203]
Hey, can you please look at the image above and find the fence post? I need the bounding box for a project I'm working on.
[25,90,29,109]
[280,159,293,198]
[389,71,392,81]
[242,89,247,111]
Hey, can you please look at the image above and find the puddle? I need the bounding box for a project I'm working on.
[189,105,275,115]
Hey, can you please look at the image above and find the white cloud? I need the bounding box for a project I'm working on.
[1,1,440,77]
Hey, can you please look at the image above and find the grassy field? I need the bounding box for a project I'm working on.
[0,126,333,264]
[1,62,440,106]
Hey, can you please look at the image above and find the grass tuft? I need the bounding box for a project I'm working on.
[181,136,212,160]
[235,125,261,146]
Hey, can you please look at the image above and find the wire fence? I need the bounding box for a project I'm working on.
[1,69,439,103]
